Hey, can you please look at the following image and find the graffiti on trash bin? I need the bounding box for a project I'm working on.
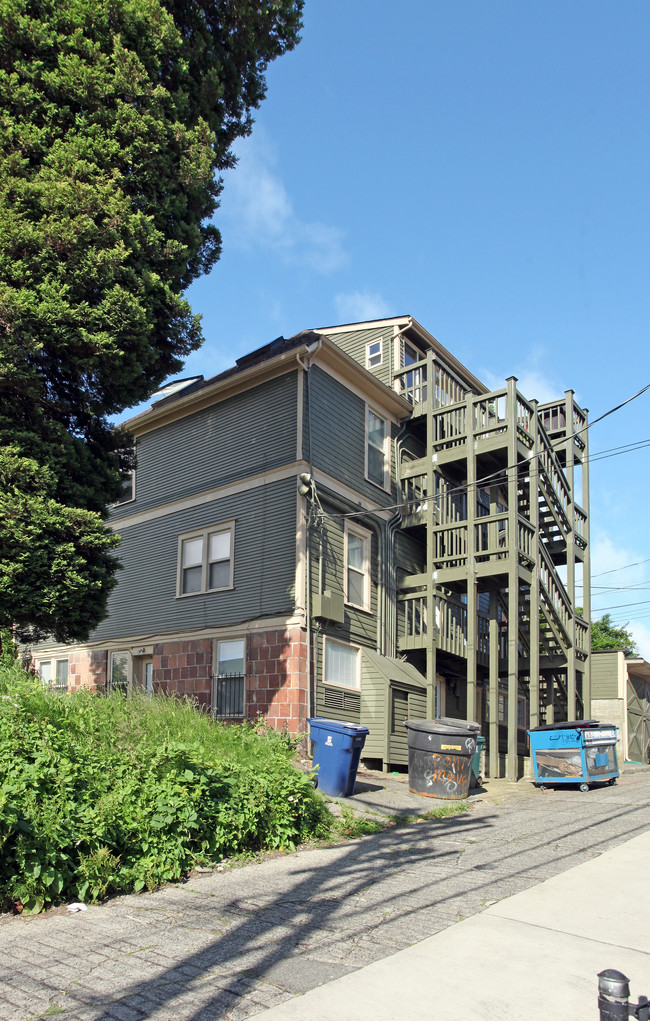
[423,754,466,795]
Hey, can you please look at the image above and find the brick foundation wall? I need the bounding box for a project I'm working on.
[152,638,212,709]
[67,649,108,692]
[55,627,310,735]
[246,627,309,735]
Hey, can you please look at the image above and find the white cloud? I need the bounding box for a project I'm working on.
[219,133,346,274]
[333,290,391,323]
[480,346,573,404]
[589,529,650,659]
[482,366,561,404]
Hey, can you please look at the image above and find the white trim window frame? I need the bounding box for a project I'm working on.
[177,521,235,597]
[112,443,137,507]
[38,658,69,692]
[212,637,246,718]
[344,521,371,611]
[113,469,136,507]
[323,637,360,691]
[365,405,389,491]
[366,339,383,369]
[109,650,132,694]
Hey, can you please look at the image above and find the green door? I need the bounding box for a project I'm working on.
[627,675,650,763]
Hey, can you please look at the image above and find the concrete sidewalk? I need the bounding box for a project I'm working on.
[257,828,650,1021]
[2,768,649,1021]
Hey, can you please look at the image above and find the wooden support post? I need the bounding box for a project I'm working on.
[582,407,592,718]
[506,377,519,781]
[466,392,477,724]
[489,588,499,778]
[564,391,577,718]
[529,400,540,730]
[426,384,437,720]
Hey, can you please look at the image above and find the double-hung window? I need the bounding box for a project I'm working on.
[345,522,371,610]
[366,339,383,368]
[213,638,245,717]
[366,407,388,489]
[178,522,234,596]
[38,659,68,692]
[323,638,360,690]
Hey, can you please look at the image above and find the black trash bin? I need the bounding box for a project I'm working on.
[405,719,479,799]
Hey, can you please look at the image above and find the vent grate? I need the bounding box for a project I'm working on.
[323,687,361,715]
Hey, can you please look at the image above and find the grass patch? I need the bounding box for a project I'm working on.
[0,661,330,914]
[330,806,386,838]
[326,801,470,841]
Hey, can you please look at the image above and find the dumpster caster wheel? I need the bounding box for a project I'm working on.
[580,783,589,792]
[608,778,617,786]
[537,784,546,791]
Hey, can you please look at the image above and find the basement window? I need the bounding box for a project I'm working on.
[213,639,245,718]
[38,659,68,692]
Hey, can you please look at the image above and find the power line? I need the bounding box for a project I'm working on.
[591,557,650,579]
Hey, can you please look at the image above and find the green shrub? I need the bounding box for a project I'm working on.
[0,664,329,913]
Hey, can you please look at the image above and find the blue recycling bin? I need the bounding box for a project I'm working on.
[528,720,619,790]
[307,718,369,797]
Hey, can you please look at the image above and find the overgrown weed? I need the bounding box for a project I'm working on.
[0,664,328,914]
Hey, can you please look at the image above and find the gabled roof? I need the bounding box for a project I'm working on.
[314,314,488,395]
[123,329,412,435]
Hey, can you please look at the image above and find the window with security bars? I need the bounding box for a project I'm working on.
[213,639,245,718]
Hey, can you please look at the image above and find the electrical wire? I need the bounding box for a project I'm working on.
[323,410,650,522]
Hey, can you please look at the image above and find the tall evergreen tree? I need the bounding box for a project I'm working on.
[0,0,303,638]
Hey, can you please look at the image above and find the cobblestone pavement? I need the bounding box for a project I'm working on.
[3,769,649,1021]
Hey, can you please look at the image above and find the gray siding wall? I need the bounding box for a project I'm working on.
[592,651,619,699]
[310,499,380,650]
[111,371,298,521]
[304,364,397,507]
[93,477,297,641]
[321,326,395,389]
[312,495,380,726]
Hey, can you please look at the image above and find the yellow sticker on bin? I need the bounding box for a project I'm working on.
[441,743,462,751]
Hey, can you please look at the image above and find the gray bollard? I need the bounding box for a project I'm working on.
[598,970,630,1021]
[598,970,650,1021]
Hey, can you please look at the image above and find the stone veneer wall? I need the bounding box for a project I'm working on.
[591,697,626,764]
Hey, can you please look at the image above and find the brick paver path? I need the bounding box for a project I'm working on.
[3,769,649,1021]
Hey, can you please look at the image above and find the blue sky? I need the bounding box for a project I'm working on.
[121,1,650,655]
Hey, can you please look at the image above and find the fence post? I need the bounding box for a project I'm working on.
[598,970,630,1021]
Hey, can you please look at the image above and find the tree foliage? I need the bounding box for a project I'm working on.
[591,613,639,656]
[0,448,120,642]
[0,0,303,637]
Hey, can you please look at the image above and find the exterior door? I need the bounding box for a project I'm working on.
[627,675,650,763]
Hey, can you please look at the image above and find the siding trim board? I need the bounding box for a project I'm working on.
[30,615,305,661]
[110,462,303,531]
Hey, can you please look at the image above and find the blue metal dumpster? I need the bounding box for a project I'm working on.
[307,718,369,797]
[528,720,619,791]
